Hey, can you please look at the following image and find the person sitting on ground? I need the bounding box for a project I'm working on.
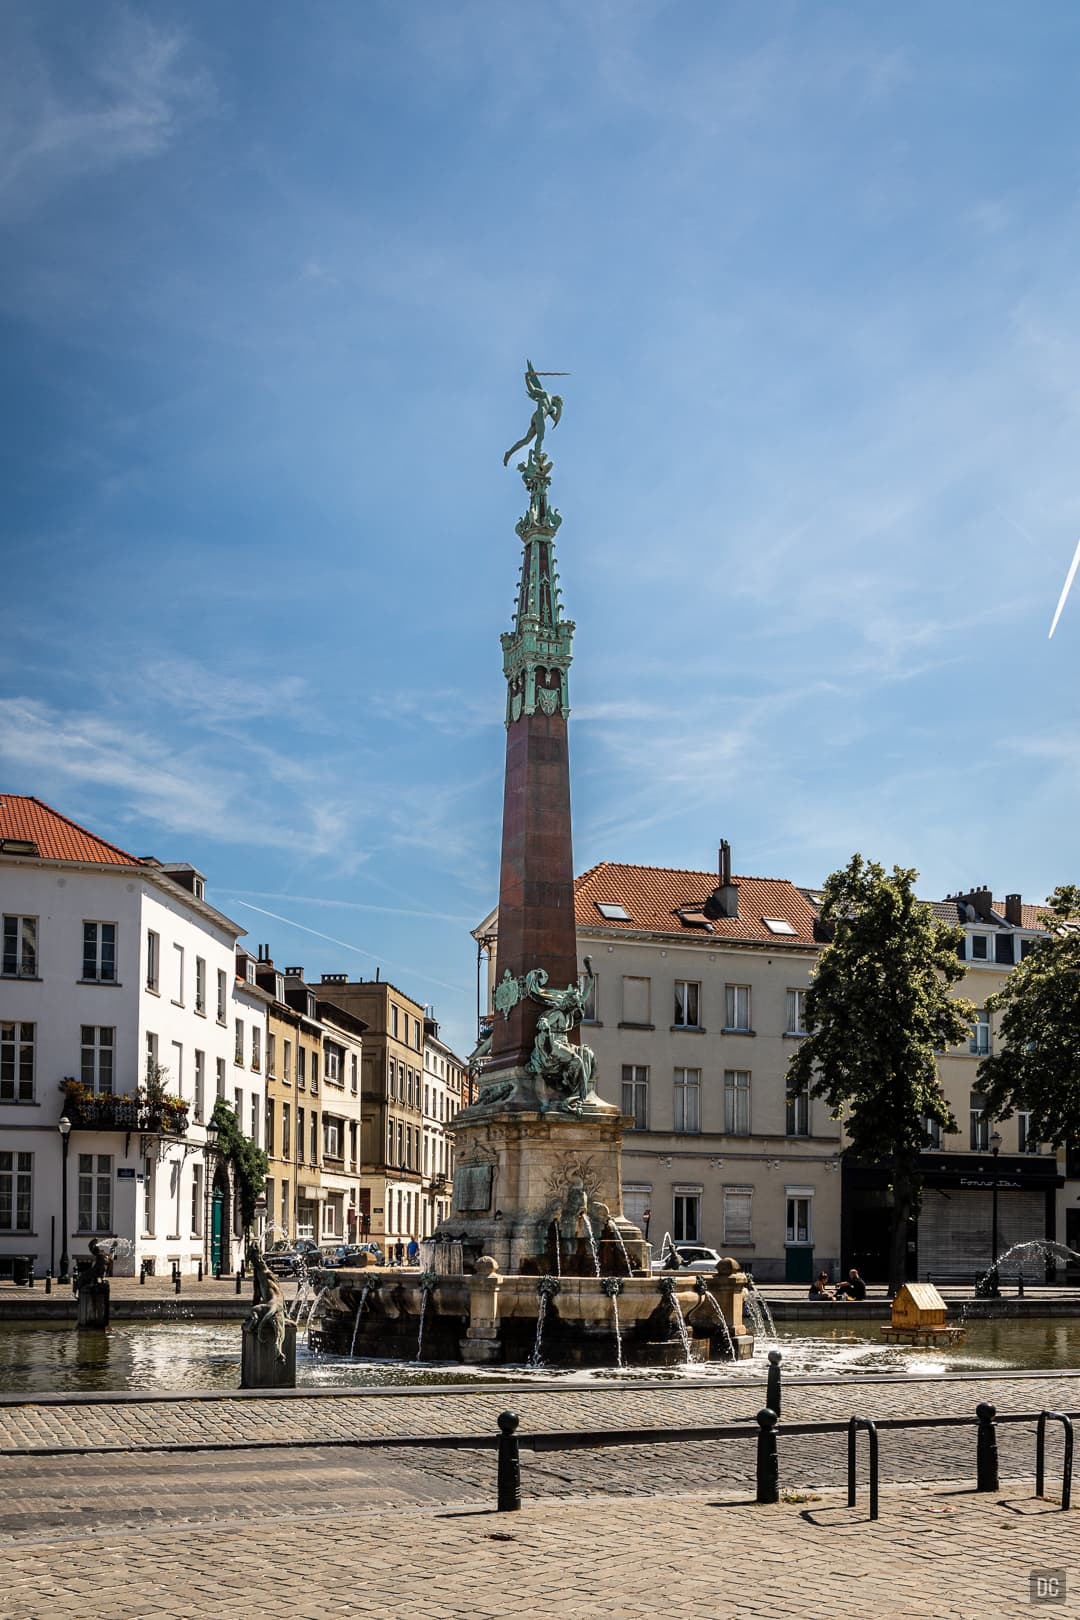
[807,1273,834,1300]
[835,1267,867,1300]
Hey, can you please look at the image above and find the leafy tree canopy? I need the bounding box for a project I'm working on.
[788,855,975,1164]
[210,1095,268,1233]
[979,884,1080,1146]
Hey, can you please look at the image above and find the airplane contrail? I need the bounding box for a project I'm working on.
[232,899,471,997]
[1049,535,1080,639]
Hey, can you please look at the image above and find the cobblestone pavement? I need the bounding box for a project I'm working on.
[4,1471,1076,1619]
[2,1370,1079,1454]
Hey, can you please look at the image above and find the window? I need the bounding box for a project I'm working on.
[621,1065,649,1129]
[351,1053,358,1094]
[267,1032,277,1076]
[786,1194,812,1245]
[397,1120,404,1166]
[193,1050,205,1122]
[1019,1113,1039,1154]
[673,981,700,1028]
[172,943,185,1005]
[216,1057,226,1100]
[723,1187,753,1246]
[786,1084,809,1137]
[922,1115,942,1150]
[2,915,37,977]
[324,1044,341,1083]
[298,1106,305,1161]
[145,1031,159,1081]
[216,970,227,1022]
[282,1104,291,1159]
[596,901,632,921]
[82,921,116,982]
[724,1070,751,1135]
[78,1153,112,1232]
[145,930,159,991]
[311,1052,319,1092]
[251,1026,261,1071]
[265,1099,275,1155]
[195,957,206,1014]
[0,1151,32,1231]
[970,1011,991,1056]
[1,1022,35,1101]
[971,934,988,960]
[622,976,651,1025]
[785,989,807,1035]
[970,1093,990,1152]
[250,1094,259,1144]
[578,970,597,1021]
[387,1060,394,1098]
[724,985,751,1032]
[310,1112,318,1163]
[284,1040,293,1083]
[190,1162,203,1236]
[387,1119,394,1161]
[297,1046,306,1087]
[80,1026,114,1095]
[391,1006,400,1040]
[673,1068,701,1133]
[763,917,796,935]
[1020,938,1036,960]
[995,934,1015,966]
[171,1042,183,1101]
[234,1019,244,1065]
[324,1120,341,1158]
[142,1157,154,1235]
[234,1087,243,1124]
[673,1188,701,1242]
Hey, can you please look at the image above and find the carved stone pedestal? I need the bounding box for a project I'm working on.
[438,1097,647,1276]
[241,1318,297,1389]
[77,1281,110,1329]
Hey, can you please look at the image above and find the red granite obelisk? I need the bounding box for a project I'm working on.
[487,437,578,1079]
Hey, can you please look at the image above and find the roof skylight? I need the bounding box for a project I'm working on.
[762,917,797,935]
[596,902,631,921]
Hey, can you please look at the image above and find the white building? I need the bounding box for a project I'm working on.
[421,1013,466,1236]
[0,795,266,1279]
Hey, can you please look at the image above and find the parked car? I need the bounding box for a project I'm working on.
[263,1238,321,1279]
[319,1243,386,1268]
[651,1243,724,1273]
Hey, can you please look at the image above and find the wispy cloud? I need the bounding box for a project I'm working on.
[0,10,214,219]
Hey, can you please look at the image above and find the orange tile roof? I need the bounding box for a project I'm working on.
[0,794,143,867]
[574,861,818,946]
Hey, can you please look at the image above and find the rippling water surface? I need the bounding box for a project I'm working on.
[2,1312,1080,1394]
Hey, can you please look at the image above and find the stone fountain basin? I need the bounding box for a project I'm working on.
[312,1266,752,1342]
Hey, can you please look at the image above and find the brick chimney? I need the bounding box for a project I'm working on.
[1004,894,1023,926]
[958,886,994,923]
[704,839,740,920]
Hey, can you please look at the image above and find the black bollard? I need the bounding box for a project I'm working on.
[976,1402,999,1492]
[756,1408,779,1504]
[497,1411,521,1512]
[27,1270,34,1289]
[235,1268,243,1295]
[766,1348,782,1418]
[1017,1272,1024,1299]
[45,1272,53,1296]
[197,1260,203,1282]
[174,1272,182,1295]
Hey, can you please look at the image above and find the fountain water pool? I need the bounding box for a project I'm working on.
[6,1311,1080,1395]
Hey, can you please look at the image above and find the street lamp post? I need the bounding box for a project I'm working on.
[57,1116,72,1284]
[988,1129,1003,1298]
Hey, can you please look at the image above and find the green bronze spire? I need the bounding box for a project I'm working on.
[500,362,574,727]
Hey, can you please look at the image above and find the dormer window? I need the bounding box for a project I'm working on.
[971,935,989,960]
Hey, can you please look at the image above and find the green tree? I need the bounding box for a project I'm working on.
[978,886,1080,1144]
[788,855,975,1294]
[210,1096,268,1235]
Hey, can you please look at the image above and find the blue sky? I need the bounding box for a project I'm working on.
[3,2,1079,1057]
